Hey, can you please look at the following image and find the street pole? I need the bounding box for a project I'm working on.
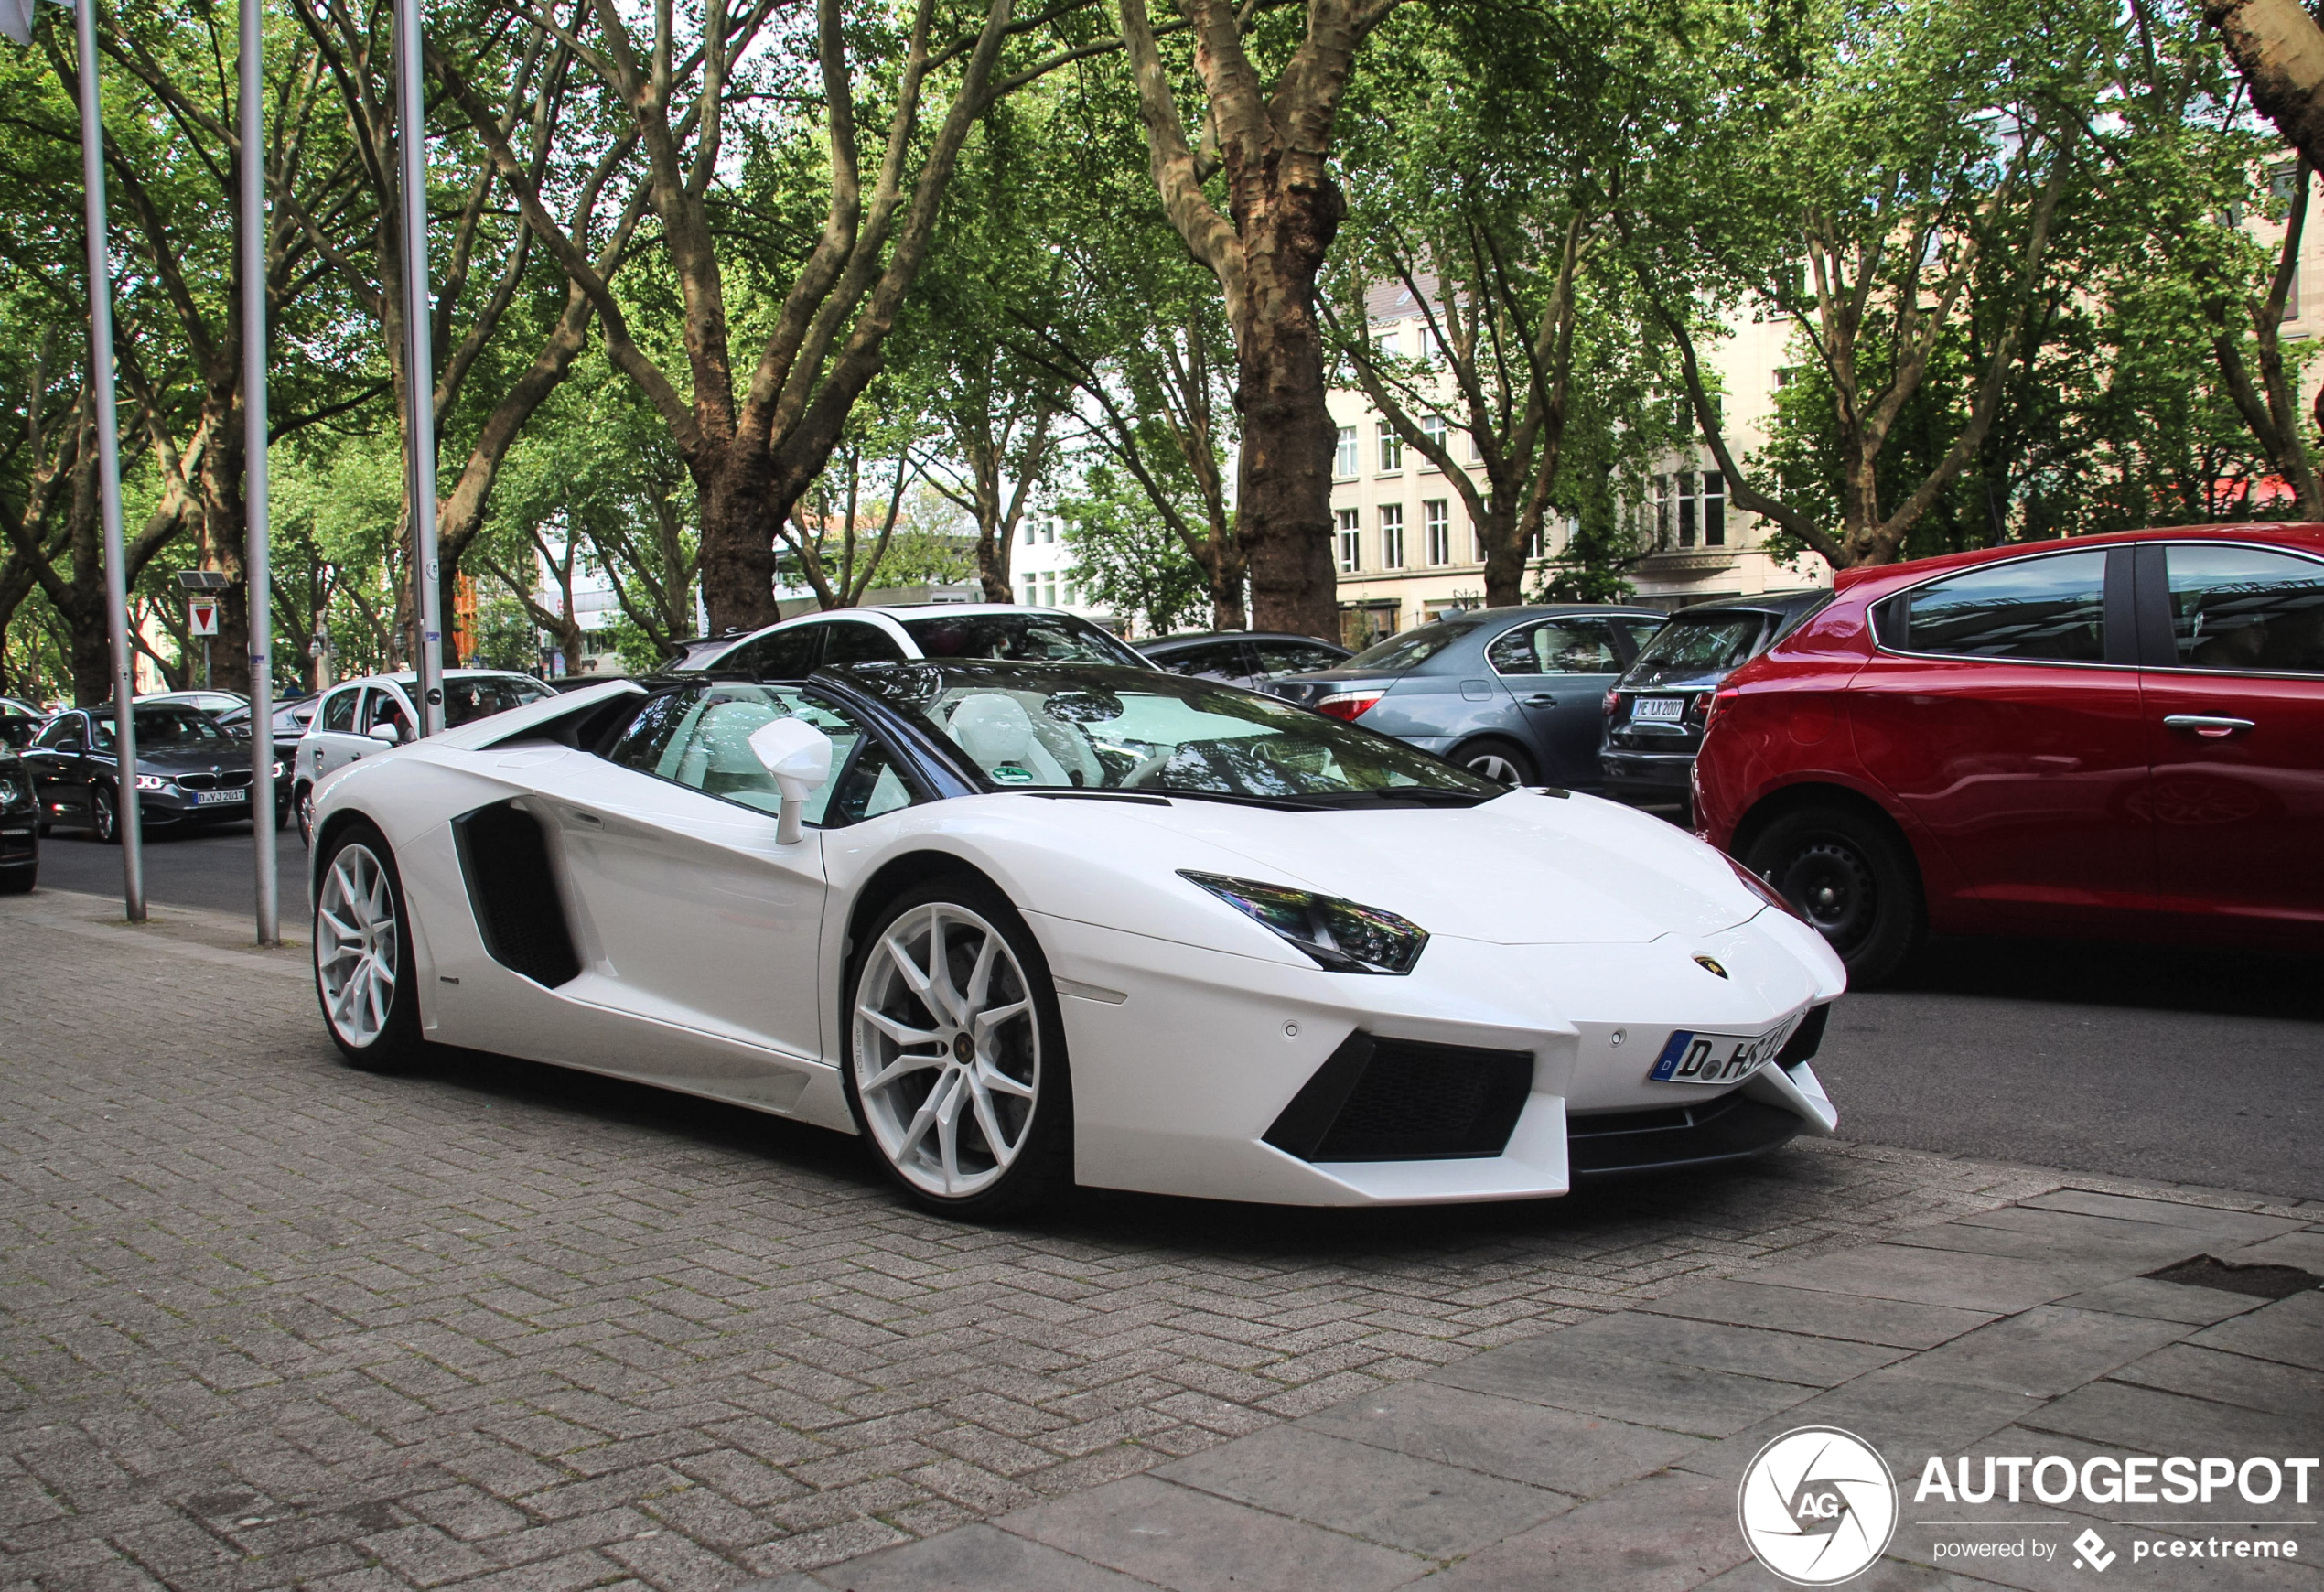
[242,0,278,944]
[393,0,444,737]
[77,0,144,920]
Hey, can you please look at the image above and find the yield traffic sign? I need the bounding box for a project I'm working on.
[188,598,219,637]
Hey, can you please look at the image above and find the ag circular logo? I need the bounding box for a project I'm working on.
[1737,1425,1898,1585]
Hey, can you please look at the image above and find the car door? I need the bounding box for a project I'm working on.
[2135,541,2324,948]
[1487,617,1627,787]
[304,684,369,784]
[362,685,415,746]
[1847,546,2150,932]
[25,711,92,822]
[529,681,880,1063]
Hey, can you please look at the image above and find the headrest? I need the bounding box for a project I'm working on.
[949,693,1036,767]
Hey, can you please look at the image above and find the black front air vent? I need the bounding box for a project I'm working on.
[453,801,581,989]
[1567,1094,1803,1178]
[1776,1004,1830,1069]
[1265,1035,1534,1163]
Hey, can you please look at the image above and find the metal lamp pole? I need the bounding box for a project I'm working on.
[74,0,145,920]
[242,0,278,943]
[393,0,444,736]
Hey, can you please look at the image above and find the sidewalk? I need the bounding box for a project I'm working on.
[750,1190,2324,1592]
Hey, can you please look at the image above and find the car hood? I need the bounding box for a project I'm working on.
[1021,789,1766,945]
[124,744,253,775]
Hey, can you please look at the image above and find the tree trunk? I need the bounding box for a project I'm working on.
[699,454,781,634]
[1210,540,1249,629]
[2206,0,2324,173]
[1232,245,1341,639]
[1480,508,1526,608]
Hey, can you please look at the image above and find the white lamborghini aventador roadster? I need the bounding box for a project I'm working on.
[307,660,1845,1217]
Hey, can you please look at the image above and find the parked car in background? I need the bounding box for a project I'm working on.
[215,694,318,762]
[1601,591,1833,821]
[293,670,556,844]
[1,696,45,750]
[23,702,290,842]
[1273,606,1665,788]
[0,748,36,891]
[1137,631,1351,693]
[138,689,250,715]
[1695,524,2324,984]
[687,605,1154,675]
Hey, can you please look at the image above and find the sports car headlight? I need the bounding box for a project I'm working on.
[134,774,168,791]
[1178,871,1428,974]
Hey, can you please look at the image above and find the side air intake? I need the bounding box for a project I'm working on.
[1264,1035,1534,1162]
[453,801,581,988]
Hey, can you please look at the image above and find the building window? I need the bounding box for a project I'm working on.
[1335,427,1358,478]
[1337,508,1361,573]
[1043,573,1059,606]
[1022,580,1038,605]
[1704,471,1727,546]
[1420,414,1446,468]
[1425,500,1451,566]
[1377,424,1403,473]
[1380,504,1405,568]
[1060,578,1078,607]
[1652,475,1673,549]
[1024,522,1038,546]
[1678,469,1697,548]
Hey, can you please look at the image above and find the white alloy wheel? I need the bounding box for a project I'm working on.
[316,841,401,1048]
[852,902,1041,1199]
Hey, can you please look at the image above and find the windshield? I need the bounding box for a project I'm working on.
[1344,620,1474,672]
[444,675,554,726]
[1620,613,1766,689]
[95,708,232,750]
[841,662,1501,807]
[898,612,1146,667]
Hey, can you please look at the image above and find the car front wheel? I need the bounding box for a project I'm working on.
[843,877,1072,1220]
[296,783,315,848]
[91,783,118,844]
[314,822,425,1070]
[1745,805,1925,987]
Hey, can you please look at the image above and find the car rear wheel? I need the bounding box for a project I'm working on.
[843,878,1072,1221]
[314,822,425,1070]
[1451,737,1538,787]
[296,783,315,848]
[0,862,32,896]
[1746,805,1925,987]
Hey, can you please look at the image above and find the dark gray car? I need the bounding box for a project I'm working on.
[1137,631,1351,694]
[1272,606,1665,788]
[1599,590,1833,816]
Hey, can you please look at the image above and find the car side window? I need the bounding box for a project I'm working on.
[821,621,907,665]
[725,627,823,679]
[1487,619,1620,675]
[35,714,82,749]
[1157,642,1241,677]
[607,683,914,827]
[319,687,359,733]
[1890,551,2108,662]
[1252,640,1340,674]
[2162,544,2324,673]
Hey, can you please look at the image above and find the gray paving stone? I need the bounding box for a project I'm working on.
[2052,1278,2266,1327]
[1638,1279,1997,1350]
[1888,1307,2193,1398]
[1678,1372,2043,1483]
[1295,1378,1706,1497]
[1747,1242,2127,1314]
[1541,1309,1913,1386]
[786,1523,1152,1591]
[1408,1467,1754,1591]
[2186,1289,2324,1373]
[2017,1189,2304,1242]
[1701,1555,2007,1591]
[993,1473,1425,1592]
[1155,1423,1570,1557]
[1897,1206,2230,1268]
[2109,1343,2324,1425]
[2019,1377,2323,1458]
[2214,1230,2324,1274]
[1430,1335,1820,1438]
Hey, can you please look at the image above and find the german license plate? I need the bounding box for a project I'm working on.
[1649,1017,1799,1085]
[1632,695,1687,722]
[192,788,248,806]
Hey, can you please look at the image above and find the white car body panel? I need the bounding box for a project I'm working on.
[308,682,1847,1208]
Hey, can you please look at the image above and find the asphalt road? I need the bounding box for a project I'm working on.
[27,820,2324,1202]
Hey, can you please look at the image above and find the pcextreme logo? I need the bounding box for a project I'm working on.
[1738,1426,1899,1586]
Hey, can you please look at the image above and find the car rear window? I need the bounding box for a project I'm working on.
[1344,620,1471,672]
[899,613,1145,666]
[1620,614,1766,689]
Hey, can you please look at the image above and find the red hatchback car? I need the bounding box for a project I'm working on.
[1694,525,2324,984]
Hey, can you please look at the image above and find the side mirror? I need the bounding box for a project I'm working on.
[366,722,402,746]
[748,715,834,845]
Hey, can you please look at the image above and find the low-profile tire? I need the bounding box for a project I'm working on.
[1450,737,1538,787]
[1745,804,1925,987]
[0,863,32,896]
[91,783,119,844]
[841,876,1073,1221]
[295,783,315,848]
[313,820,425,1070]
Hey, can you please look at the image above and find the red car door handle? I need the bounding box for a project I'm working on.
[2163,714,2256,738]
